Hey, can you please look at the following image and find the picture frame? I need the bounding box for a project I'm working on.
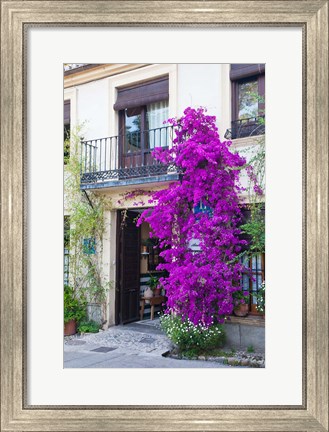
[1,1,328,431]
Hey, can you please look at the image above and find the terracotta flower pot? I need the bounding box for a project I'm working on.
[64,319,76,336]
[154,288,161,296]
[233,303,249,317]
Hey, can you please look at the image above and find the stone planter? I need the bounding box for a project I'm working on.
[87,303,103,325]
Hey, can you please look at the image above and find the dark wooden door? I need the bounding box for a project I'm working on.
[117,210,140,324]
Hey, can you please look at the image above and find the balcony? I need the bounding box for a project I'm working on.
[225,115,265,140]
[80,125,176,186]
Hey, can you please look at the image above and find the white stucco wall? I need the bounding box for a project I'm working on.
[177,64,231,139]
[231,136,265,201]
[76,78,110,140]
[68,64,232,140]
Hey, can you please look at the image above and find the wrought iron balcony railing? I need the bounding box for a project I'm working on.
[80,125,175,184]
[226,115,265,140]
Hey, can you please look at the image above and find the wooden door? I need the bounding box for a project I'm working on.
[117,210,140,324]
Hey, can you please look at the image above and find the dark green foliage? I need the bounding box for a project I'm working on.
[77,320,101,333]
[146,274,159,291]
[240,203,265,254]
[256,282,265,314]
[160,314,226,356]
[64,285,87,324]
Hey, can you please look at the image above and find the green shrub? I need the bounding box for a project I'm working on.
[256,281,265,314]
[77,320,101,333]
[160,314,225,355]
[64,285,87,324]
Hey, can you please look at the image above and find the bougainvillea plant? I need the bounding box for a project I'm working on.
[137,107,248,328]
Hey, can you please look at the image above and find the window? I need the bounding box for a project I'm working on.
[83,238,96,255]
[147,240,161,272]
[64,216,70,285]
[240,253,265,315]
[64,100,70,164]
[237,79,259,119]
[238,205,265,314]
[114,77,170,169]
[230,64,265,139]
[120,101,169,150]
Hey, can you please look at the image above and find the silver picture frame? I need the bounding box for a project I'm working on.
[1,1,328,431]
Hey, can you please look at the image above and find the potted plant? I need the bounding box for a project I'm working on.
[64,285,87,335]
[256,281,265,318]
[146,274,161,296]
[232,289,250,317]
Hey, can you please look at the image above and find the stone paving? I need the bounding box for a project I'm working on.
[65,320,172,356]
[64,319,233,369]
[64,319,265,368]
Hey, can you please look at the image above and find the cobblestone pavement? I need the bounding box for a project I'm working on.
[65,320,172,355]
[64,319,232,368]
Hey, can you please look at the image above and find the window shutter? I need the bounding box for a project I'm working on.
[113,76,169,111]
[230,64,265,80]
[64,100,70,124]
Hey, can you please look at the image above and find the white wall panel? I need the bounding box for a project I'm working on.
[76,79,110,140]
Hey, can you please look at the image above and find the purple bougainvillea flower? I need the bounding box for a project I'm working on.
[137,107,249,328]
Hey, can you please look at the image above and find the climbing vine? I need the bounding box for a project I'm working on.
[64,126,112,305]
[240,128,265,255]
[239,94,265,255]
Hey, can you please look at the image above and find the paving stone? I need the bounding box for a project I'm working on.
[139,337,155,344]
[91,347,118,353]
[66,340,86,346]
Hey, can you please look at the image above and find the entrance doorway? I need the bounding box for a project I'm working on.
[115,208,166,325]
[116,210,140,324]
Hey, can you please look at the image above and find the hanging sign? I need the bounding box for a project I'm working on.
[193,200,213,217]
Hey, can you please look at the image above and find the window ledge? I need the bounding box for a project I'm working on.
[225,315,265,327]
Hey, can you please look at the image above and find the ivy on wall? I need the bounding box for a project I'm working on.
[64,126,112,306]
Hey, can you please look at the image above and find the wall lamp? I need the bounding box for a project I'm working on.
[141,245,149,259]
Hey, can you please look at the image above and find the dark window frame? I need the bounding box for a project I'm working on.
[113,76,170,175]
[231,75,265,122]
[240,253,265,315]
[238,204,265,315]
[64,100,71,164]
[230,64,265,139]
[118,105,149,152]
[64,216,70,285]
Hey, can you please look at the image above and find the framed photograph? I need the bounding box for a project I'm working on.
[1,1,328,431]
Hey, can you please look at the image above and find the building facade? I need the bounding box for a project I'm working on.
[64,63,265,329]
